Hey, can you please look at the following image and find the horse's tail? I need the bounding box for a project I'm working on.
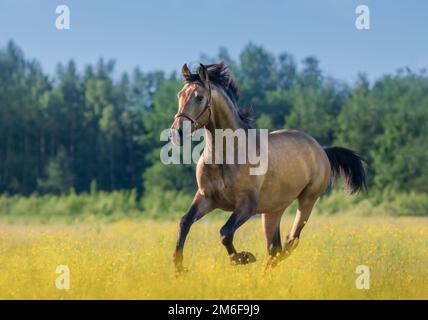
[324,146,367,194]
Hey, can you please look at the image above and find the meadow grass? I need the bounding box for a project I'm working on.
[1,190,428,224]
[0,215,426,299]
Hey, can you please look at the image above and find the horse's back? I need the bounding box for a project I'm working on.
[269,128,331,185]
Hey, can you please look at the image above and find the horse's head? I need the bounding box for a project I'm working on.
[170,63,212,146]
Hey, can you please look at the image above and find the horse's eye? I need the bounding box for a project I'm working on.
[196,96,203,103]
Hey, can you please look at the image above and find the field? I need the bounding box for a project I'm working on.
[0,215,427,300]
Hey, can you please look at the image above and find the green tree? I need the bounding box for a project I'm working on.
[285,81,347,145]
[1,40,428,197]
[371,73,428,192]
[37,148,74,194]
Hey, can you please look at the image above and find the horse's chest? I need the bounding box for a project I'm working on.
[197,166,240,208]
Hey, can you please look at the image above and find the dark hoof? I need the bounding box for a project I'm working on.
[230,251,257,265]
[265,254,282,271]
[175,263,189,276]
[175,265,188,276]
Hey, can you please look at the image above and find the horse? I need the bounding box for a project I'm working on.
[169,62,366,272]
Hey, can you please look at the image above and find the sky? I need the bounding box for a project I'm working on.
[0,0,427,83]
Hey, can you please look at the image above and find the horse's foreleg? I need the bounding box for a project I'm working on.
[220,197,257,265]
[173,192,213,273]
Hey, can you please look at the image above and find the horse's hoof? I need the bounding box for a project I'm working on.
[230,251,256,265]
[265,259,277,270]
[265,255,281,271]
[175,266,188,276]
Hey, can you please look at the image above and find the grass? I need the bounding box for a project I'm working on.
[1,190,427,224]
[0,215,426,299]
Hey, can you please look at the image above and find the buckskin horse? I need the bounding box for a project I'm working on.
[170,62,366,272]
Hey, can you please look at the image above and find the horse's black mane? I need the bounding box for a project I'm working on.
[183,63,254,128]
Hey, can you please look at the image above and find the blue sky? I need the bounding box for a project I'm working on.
[0,0,427,82]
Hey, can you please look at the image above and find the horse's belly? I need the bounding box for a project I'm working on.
[257,176,307,213]
[255,133,318,212]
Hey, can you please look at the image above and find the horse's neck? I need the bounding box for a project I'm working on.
[203,88,243,160]
[206,89,242,132]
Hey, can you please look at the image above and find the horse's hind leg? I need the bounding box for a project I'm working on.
[282,195,317,259]
[262,212,283,268]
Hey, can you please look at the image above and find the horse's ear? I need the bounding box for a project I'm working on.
[198,63,209,87]
[218,60,225,69]
[181,64,191,79]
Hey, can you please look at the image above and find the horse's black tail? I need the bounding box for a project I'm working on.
[324,146,367,194]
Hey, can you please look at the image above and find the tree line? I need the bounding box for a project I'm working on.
[0,40,427,197]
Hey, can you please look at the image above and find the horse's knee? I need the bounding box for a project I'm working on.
[176,213,196,250]
[220,225,234,245]
[178,216,186,229]
[179,214,193,231]
[220,235,232,247]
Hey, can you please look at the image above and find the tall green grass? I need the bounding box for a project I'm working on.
[316,190,428,216]
[0,189,426,223]
[0,190,140,223]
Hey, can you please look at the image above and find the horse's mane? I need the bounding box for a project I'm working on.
[183,63,254,129]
